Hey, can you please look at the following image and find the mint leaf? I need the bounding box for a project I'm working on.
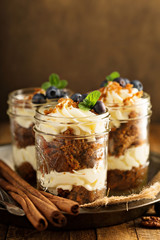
[83,90,101,108]
[57,80,68,89]
[103,82,108,87]
[41,73,68,91]
[78,102,91,111]
[106,71,120,81]
[78,90,101,111]
[41,82,51,90]
[49,73,60,87]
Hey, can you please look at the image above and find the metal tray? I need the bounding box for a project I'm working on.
[0,144,160,230]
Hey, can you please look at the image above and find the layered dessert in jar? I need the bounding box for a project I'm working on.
[98,72,152,195]
[34,91,110,204]
[7,73,72,183]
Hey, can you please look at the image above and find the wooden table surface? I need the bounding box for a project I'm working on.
[0,122,160,240]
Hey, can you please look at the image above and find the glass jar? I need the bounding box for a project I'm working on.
[34,104,110,204]
[7,88,72,183]
[105,92,152,195]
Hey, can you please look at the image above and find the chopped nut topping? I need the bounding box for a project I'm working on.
[28,88,45,100]
[123,91,143,105]
[99,81,143,105]
[44,98,78,115]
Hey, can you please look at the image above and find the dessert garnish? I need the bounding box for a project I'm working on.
[71,91,106,114]
[130,80,143,91]
[100,71,143,91]
[100,71,120,87]
[99,73,144,106]
[32,93,46,104]
[41,73,68,90]
[70,93,86,102]
[32,73,68,104]
[0,159,80,231]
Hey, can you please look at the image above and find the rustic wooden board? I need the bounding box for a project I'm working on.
[134,218,160,240]
[70,229,96,240]
[5,225,70,240]
[96,221,138,240]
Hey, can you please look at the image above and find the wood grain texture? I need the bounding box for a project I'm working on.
[96,221,137,240]
[70,229,96,240]
[134,219,160,240]
[0,224,8,240]
[6,225,69,240]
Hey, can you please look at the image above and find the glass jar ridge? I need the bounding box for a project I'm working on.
[105,92,152,195]
[7,87,73,183]
[34,103,110,204]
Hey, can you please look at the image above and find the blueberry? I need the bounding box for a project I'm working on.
[32,93,46,104]
[46,86,60,99]
[100,80,108,87]
[71,93,82,102]
[59,90,67,98]
[93,101,106,114]
[131,80,143,91]
[79,93,88,102]
[113,77,127,87]
[124,78,130,85]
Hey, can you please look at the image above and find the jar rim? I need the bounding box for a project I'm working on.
[8,87,73,105]
[35,103,110,121]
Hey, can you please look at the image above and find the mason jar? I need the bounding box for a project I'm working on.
[34,103,110,204]
[7,88,72,183]
[105,92,152,195]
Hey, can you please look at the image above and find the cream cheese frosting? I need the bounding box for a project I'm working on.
[13,145,36,170]
[9,89,49,128]
[108,143,149,171]
[99,81,142,105]
[36,98,109,139]
[99,82,148,128]
[37,160,107,193]
[14,108,35,128]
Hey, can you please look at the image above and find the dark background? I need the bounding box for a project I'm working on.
[1,0,160,122]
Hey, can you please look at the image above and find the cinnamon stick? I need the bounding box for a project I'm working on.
[40,191,79,215]
[0,160,67,227]
[0,178,48,231]
[23,191,66,227]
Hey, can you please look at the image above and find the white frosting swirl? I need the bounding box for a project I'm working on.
[37,160,107,193]
[99,82,148,128]
[102,86,139,105]
[37,99,109,140]
[108,143,149,171]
